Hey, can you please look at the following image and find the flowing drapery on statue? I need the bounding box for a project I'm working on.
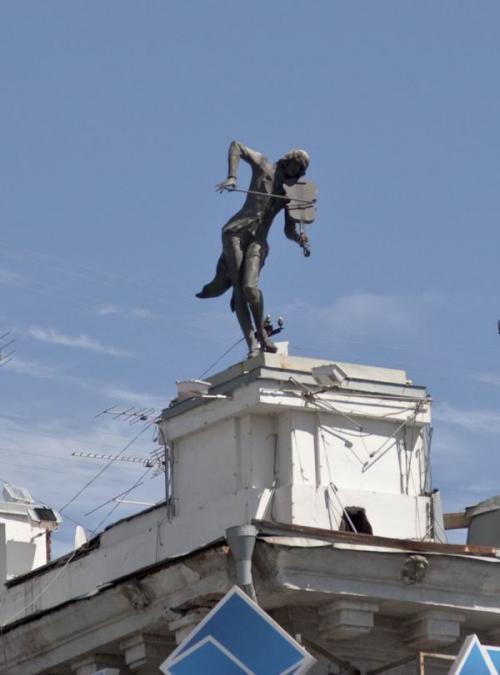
[196,141,317,358]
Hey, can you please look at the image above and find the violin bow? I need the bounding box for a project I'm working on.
[220,185,316,206]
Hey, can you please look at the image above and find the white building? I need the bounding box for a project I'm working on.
[0,484,62,582]
[0,352,498,674]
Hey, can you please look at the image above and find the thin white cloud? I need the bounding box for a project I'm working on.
[99,385,166,411]
[433,402,500,434]
[0,267,27,288]
[285,292,439,340]
[96,305,159,321]
[475,372,500,387]
[431,423,500,516]
[28,326,135,358]
[3,353,166,410]
[2,357,61,379]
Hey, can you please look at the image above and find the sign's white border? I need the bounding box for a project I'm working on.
[448,634,497,675]
[164,635,253,674]
[160,585,315,675]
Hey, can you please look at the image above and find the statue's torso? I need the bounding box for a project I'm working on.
[223,160,286,242]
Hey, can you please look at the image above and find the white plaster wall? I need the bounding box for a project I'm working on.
[271,484,430,538]
[165,381,431,542]
[175,413,277,516]
[236,414,276,490]
[315,413,426,497]
[174,418,238,513]
[273,409,427,498]
[0,514,47,577]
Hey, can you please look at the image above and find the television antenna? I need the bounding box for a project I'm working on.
[72,448,165,477]
[94,406,159,425]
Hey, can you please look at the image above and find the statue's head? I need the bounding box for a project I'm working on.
[279,149,310,179]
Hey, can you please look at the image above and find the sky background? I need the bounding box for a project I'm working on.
[0,2,499,555]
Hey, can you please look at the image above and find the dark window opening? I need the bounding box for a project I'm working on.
[33,507,58,523]
[339,506,373,534]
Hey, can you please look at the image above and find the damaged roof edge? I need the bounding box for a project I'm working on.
[6,499,169,588]
[1,538,226,634]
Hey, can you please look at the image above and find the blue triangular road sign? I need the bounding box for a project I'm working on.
[160,586,315,675]
[485,646,500,672]
[167,637,251,674]
[449,635,497,674]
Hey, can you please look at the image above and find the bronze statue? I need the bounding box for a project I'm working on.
[196,141,316,358]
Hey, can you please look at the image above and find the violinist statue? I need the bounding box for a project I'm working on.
[196,141,317,358]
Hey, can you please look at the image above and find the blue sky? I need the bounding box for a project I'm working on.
[1,2,499,554]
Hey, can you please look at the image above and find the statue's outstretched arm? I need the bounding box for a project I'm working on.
[216,141,264,192]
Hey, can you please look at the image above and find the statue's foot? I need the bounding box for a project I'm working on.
[246,335,261,359]
[259,335,278,353]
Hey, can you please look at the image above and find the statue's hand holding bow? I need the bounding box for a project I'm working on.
[216,177,237,193]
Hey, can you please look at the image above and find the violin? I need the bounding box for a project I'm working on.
[218,178,318,258]
[283,179,317,257]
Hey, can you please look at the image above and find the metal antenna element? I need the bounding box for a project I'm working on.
[72,449,165,477]
[94,406,159,425]
[0,331,16,367]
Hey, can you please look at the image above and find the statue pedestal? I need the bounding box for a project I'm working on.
[157,353,441,554]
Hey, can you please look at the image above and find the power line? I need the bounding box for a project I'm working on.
[58,422,154,515]
[0,457,147,484]
[91,466,153,533]
[0,331,15,368]
[0,242,201,314]
[0,412,149,441]
[0,548,80,630]
[83,478,151,517]
[199,337,245,379]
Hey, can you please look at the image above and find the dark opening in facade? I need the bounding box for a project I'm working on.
[340,506,373,534]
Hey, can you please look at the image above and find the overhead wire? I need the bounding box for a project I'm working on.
[0,412,163,539]
[3,240,500,389]
[0,242,210,322]
[91,465,154,533]
[57,421,154,515]
[0,251,229,349]
[0,547,80,630]
[0,424,153,453]
[0,241,195,303]
[361,404,422,473]
[0,412,139,439]
[83,477,150,517]
[4,241,500,389]
[199,336,245,379]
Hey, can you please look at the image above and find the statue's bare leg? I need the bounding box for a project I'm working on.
[223,236,260,357]
[242,243,278,354]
